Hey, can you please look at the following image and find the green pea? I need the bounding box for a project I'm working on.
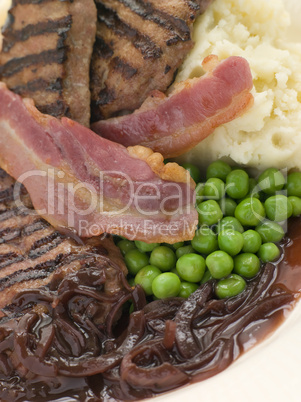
[218,198,237,216]
[218,230,244,256]
[171,267,181,278]
[258,168,285,195]
[287,172,301,197]
[248,178,260,199]
[235,197,265,226]
[125,249,149,275]
[181,163,201,183]
[203,178,225,200]
[242,230,262,253]
[258,243,280,263]
[255,221,285,243]
[176,245,195,259]
[152,273,181,299]
[206,160,232,181]
[134,240,160,253]
[196,183,205,204]
[233,253,261,278]
[215,274,246,299]
[264,195,292,222]
[178,282,199,298]
[118,239,136,256]
[197,200,223,226]
[226,169,249,199]
[200,269,214,284]
[216,216,244,234]
[288,196,301,216]
[191,226,218,255]
[134,265,161,296]
[127,277,135,287]
[206,250,234,279]
[171,242,185,250]
[176,253,206,283]
[150,246,176,271]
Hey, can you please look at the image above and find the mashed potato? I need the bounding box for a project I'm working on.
[176,0,301,172]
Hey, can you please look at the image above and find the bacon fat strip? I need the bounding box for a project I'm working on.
[92,55,254,158]
[0,83,197,243]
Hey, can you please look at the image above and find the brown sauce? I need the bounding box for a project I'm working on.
[1,219,301,401]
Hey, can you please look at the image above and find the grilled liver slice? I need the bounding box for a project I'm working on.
[0,168,127,317]
[0,0,97,127]
[90,0,213,121]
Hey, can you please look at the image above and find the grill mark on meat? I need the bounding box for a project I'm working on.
[0,187,14,203]
[0,0,97,126]
[0,220,48,245]
[93,88,117,109]
[97,3,161,60]
[0,252,24,270]
[10,78,63,97]
[0,208,26,223]
[0,232,65,268]
[22,219,49,236]
[0,254,65,292]
[184,0,201,13]
[37,100,70,118]
[90,0,211,120]
[28,232,64,260]
[94,36,114,59]
[111,57,137,79]
[2,16,72,53]
[0,49,66,78]
[0,168,128,315]
[117,0,191,44]
[12,0,71,6]
[0,228,21,244]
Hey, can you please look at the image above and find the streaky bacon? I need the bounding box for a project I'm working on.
[0,83,197,243]
[91,55,254,158]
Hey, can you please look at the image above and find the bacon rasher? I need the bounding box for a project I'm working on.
[92,55,254,158]
[0,83,197,243]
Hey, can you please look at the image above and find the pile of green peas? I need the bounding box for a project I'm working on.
[117,161,301,301]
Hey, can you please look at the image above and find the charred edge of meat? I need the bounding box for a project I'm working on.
[113,0,192,45]
[2,16,72,53]
[96,3,162,60]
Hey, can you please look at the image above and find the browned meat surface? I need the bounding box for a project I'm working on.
[0,168,129,323]
[90,0,213,121]
[0,0,97,126]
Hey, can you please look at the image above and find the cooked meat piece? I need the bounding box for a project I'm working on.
[0,83,197,243]
[92,55,254,158]
[90,0,213,121]
[0,0,97,126]
[0,168,128,322]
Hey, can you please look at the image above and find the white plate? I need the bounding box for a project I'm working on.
[0,1,300,401]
